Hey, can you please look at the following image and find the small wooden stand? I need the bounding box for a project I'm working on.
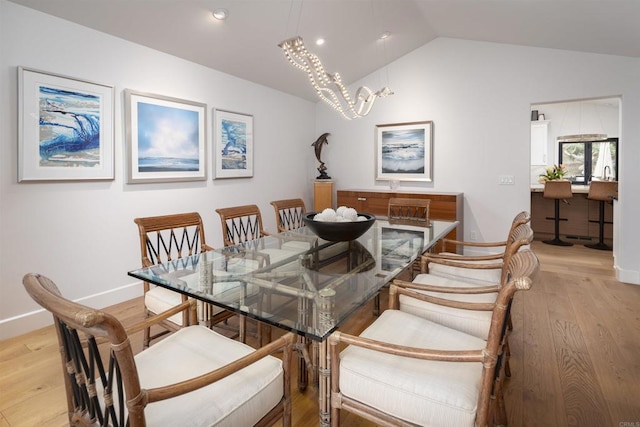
[314,180,334,212]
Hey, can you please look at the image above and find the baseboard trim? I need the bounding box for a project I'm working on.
[615,264,640,285]
[0,282,142,341]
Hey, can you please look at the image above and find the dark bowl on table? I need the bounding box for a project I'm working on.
[302,212,376,242]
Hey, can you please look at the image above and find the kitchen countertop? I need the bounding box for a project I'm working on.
[530,184,590,194]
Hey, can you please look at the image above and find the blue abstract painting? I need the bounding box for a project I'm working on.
[381,129,425,174]
[38,86,101,167]
[136,102,200,172]
[220,119,247,170]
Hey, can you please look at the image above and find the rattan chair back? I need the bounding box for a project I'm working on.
[509,211,531,235]
[388,197,431,226]
[23,273,147,426]
[216,204,267,247]
[134,212,211,267]
[270,198,307,232]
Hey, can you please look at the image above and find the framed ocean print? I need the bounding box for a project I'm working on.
[376,120,433,182]
[125,89,206,183]
[18,67,115,181]
[214,109,253,179]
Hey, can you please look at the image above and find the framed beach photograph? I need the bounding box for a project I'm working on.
[214,109,253,179]
[125,89,206,183]
[376,120,433,182]
[18,67,115,181]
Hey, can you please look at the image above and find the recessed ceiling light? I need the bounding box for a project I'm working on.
[379,31,391,40]
[315,38,325,46]
[212,8,228,20]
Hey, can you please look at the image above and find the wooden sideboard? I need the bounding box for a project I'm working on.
[337,189,464,253]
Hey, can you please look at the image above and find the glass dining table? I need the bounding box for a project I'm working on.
[128,218,458,426]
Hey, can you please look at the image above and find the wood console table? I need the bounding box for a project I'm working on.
[337,189,464,253]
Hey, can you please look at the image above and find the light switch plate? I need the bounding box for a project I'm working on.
[499,175,515,185]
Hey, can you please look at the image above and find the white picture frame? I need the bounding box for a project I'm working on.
[376,120,433,182]
[125,89,207,183]
[18,67,115,181]
[214,109,254,179]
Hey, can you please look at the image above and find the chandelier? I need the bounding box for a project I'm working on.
[278,36,392,120]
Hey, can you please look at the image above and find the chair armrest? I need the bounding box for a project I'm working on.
[420,256,503,274]
[222,246,269,268]
[389,283,496,312]
[126,300,197,336]
[392,279,500,295]
[441,238,508,248]
[425,252,505,261]
[144,332,295,403]
[329,330,484,363]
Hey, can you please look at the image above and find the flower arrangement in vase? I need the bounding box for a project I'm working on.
[538,164,567,183]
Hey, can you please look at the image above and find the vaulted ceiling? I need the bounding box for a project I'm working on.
[9,0,640,101]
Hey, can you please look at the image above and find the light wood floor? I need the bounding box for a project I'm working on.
[1,241,639,426]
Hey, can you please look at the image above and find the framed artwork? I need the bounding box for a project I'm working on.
[18,67,115,181]
[376,120,433,182]
[214,109,254,179]
[378,226,430,274]
[125,89,206,183]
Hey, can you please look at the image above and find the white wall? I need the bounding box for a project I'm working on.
[0,1,318,339]
[316,37,640,285]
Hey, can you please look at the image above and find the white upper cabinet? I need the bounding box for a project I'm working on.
[531,120,549,165]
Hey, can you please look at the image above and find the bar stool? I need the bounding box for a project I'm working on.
[585,180,618,250]
[543,180,573,246]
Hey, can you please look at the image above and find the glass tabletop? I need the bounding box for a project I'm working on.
[128,219,458,341]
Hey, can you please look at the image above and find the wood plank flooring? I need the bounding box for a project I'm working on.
[1,241,639,426]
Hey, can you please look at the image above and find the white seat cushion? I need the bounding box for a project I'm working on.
[145,286,188,325]
[400,274,497,339]
[339,310,485,427]
[100,326,284,426]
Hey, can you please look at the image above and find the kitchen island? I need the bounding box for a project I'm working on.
[531,184,613,245]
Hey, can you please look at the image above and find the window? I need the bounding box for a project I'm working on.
[559,138,618,184]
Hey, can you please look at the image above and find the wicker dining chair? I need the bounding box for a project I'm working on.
[387,197,431,226]
[423,211,532,285]
[23,273,294,427]
[215,204,282,344]
[329,249,539,427]
[134,212,234,347]
[216,204,270,247]
[270,198,307,233]
[393,223,534,380]
[372,197,432,315]
[438,210,530,257]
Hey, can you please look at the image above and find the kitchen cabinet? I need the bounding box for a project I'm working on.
[531,121,549,165]
[337,189,463,253]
